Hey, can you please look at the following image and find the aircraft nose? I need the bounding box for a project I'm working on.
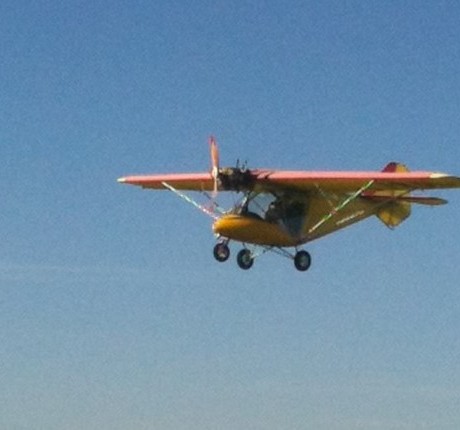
[212,217,228,235]
[212,215,241,236]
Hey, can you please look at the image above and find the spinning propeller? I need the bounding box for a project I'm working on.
[209,135,220,199]
[208,135,255,199]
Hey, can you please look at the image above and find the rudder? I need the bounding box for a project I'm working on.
[373,162,412,228]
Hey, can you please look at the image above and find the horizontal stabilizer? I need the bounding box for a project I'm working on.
[365,195,448,206]
[401,196,447,205]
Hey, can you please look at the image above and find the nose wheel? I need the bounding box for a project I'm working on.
[213,242,230,262]
[294,250,312,271]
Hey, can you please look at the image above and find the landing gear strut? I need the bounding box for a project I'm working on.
[213,242,312,272]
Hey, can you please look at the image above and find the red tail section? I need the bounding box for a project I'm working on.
[381,162,409,173]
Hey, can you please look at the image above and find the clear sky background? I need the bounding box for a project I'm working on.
[1,1,460,429]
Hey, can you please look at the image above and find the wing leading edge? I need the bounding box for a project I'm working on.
[118,172,214,191]
[118,169,460,193]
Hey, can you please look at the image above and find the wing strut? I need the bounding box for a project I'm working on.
[308,180,375,235]
[161,182,220,220]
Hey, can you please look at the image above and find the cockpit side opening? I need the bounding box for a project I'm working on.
[236,191,309,238]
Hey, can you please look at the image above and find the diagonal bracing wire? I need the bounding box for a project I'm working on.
[162,182,220,220]
[308,180,375,234]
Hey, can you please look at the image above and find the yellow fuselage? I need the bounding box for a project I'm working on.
[212,196,378,247]
[212,214,300,247]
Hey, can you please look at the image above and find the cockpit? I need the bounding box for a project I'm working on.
[237,192,308,238]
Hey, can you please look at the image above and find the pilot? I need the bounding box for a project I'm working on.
[265,200,282,223]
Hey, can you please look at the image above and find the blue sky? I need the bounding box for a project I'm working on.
[1,1,460,429]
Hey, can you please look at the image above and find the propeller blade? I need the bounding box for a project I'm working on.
[209,135,220,197]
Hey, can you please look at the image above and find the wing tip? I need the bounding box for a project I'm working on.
[430,172,448,179]
[429,172,460,188]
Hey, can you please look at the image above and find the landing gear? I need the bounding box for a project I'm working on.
[213,242,230,262]
[236,249,254,270]
[294,250,311,271]
[213,241,311,272]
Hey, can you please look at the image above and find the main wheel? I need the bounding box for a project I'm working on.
[237,249,253,270]
[294,250,311,271]
[213,242,230,262]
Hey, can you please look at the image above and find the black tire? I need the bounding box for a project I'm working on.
[294,250,311,271]
[237,249,253,270]
[213,243,230,262]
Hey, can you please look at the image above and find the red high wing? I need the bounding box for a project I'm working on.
[118,169,460,192]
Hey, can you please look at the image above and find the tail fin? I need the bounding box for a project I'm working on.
[376,200,411,228]
[365,162,447,228]
[373,162,412,228]
[381,162,409,173]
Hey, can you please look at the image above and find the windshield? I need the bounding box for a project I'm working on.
[239,192,308,237]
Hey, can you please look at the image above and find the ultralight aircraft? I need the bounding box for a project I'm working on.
[118,137,460,271]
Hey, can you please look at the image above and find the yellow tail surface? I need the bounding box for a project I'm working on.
[375,162,412,228]
[377,201,411,228]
